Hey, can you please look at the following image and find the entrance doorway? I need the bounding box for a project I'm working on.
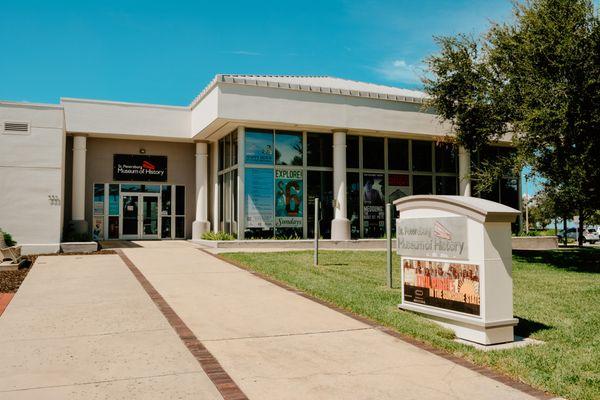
[120,194,160,239]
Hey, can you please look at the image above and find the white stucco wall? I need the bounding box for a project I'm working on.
[0,102,65,254]
[191,83,452,139]
[61,98,191,140]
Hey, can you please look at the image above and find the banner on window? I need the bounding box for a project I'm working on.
[245,168,274,228]
[363,173,385,236]
[275,169,303,228]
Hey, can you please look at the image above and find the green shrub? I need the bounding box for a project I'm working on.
[201,231,236,241]
[1,228,16,246]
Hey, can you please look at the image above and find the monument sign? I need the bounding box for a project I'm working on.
[394,195,520,345]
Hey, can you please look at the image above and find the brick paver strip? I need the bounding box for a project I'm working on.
[0,293,15,317]
[116,250,249,400]
[205,249,555,400]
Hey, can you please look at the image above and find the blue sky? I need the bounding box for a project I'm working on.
[2,0,540,195]
[0,0,514,106]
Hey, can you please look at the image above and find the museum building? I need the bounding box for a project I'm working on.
[0,75,520,253]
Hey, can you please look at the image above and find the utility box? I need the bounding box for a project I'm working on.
[394,195,520,345]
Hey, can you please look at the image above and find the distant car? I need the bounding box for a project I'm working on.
[557,227,598,244]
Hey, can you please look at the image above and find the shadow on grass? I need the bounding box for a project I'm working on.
[514,317,552,338]
[321,263,349,266]
[513,248,600,273]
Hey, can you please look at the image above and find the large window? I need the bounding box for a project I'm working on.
[218,130,241,236]
[231,128,465,239]
[244,129,307,239]
[471,145,521,232]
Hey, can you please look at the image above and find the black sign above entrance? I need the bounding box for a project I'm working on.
[113,154,168,182]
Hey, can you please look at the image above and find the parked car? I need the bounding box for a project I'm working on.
[557,227,599,244]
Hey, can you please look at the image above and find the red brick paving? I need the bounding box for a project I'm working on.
[116,249,249,400]
[0,293,15,317]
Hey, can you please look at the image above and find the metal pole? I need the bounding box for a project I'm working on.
[314,198,319,267]
[525,176,529,234]
[386,203,392,288]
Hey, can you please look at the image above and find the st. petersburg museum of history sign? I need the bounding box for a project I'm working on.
[394,195,521,345]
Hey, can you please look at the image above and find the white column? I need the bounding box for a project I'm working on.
[459,146,471,196]
[211,142,220,233]
[236,126,245,240]
[71,135,88,233]
[192,142,210,240]
[331,130,350,240]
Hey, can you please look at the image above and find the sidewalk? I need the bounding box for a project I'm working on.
[122,245,546,400]
[0,254,222,399]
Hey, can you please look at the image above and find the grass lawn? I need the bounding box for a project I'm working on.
[222,248,600,400]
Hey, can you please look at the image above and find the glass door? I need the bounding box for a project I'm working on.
[141,195,160,239]
[121,195,139,239]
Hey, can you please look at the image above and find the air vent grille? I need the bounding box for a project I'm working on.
[3,122,30,133]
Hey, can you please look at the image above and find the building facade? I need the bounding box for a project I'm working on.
[0,75,520,253]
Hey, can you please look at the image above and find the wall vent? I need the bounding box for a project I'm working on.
[3,121,30,134]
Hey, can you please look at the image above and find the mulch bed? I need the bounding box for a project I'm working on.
[0,269,30,293]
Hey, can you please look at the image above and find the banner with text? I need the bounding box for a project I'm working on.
[275,169,303,228]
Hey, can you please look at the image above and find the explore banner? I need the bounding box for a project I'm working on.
[275,169,303,228]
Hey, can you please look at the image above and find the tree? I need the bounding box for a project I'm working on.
[423,0,600,246]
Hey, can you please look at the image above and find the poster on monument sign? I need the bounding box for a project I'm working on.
[275,169,303,228]
[402,258,480,316]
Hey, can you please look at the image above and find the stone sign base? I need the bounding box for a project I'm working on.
[400,302,518,345]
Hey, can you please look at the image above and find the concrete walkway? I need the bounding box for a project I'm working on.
[0,254,223,399]
[121,244,544,400]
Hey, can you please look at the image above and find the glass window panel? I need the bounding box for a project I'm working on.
[362,137,384,170]
[346,135,359,169]
[121,184,142,192]
[307,171,333,238]
[218,138,225,171]
[175,186,185,215]
[307,133,333,167]
[232,169,238,225]
[218,175,224,230]
[436,176,458,195]
[275,131,303,166]
[143,185,160,193]
[347,172,360,239]
[501,178,519,209]
[413,175,433,195]
[108,216,119,239]
[224,133,231,169]
[161,185,172,215]
[435,143,458,173]
[161,217,172,239]
[245,129,274,165]
[477,180,500,202]
[388,139,409,170]
[175,216,185,238]
[232,131,238,165]
[93,184,104,215]
[412,140,433,172]
[362,173,385,238]
[109,184,120,216]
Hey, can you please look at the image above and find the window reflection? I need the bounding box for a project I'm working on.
[275,131,303,166]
